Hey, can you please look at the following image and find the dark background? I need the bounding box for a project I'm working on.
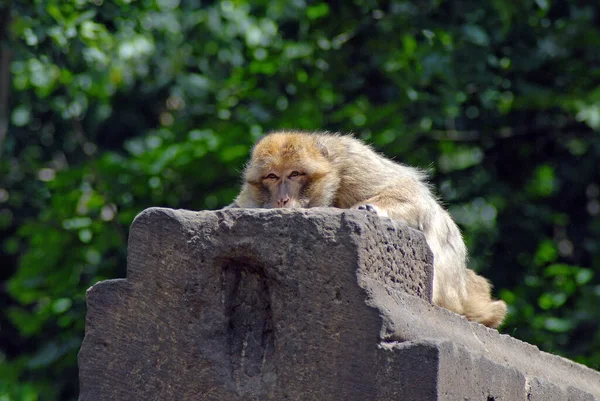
[1,0,600,399]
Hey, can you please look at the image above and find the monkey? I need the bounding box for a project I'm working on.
[228,130,507,328]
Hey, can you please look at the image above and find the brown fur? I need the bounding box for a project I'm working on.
[229,131,507,328]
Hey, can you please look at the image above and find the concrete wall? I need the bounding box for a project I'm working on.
[78,208,600,400]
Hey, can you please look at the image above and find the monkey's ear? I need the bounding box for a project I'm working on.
[315,139,329,158]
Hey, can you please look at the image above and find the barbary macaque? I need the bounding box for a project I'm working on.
[229,131,507,328]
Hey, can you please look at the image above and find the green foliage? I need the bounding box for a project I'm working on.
[1,0,600,399]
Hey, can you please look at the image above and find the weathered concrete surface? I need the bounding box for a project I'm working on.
[78,207,600,401]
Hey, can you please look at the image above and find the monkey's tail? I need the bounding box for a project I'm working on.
[463,269,508,329]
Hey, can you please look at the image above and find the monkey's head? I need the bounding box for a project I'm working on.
[243,132,340,208]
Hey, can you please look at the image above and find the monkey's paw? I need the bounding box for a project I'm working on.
[356,204,390,218]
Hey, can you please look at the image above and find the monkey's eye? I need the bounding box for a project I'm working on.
[264,173,278,180]
[289,171,303,178]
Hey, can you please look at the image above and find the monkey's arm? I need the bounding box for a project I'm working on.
[227,185,262,208]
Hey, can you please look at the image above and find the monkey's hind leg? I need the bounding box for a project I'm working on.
[351,192,421,228]
[356,203,389,218]
[463,269,507,328]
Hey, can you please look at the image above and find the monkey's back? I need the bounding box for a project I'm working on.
[317,134,430,209]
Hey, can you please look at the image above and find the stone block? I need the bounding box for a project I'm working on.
[79,207,432,400]
[78,208,600,400]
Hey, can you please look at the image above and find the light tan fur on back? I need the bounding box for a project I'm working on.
[230,131,507,328]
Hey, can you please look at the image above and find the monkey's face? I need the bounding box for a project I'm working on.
[243,132,340,208]
[261,167,309,208]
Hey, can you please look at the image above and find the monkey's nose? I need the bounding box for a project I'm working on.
[277,197,290,207]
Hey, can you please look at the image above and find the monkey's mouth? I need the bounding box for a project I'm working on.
[268,199,308,209]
